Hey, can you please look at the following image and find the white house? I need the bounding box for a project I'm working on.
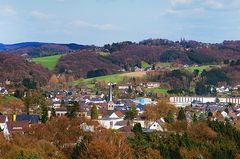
[0,87,8,95]
[0,115,8,130]
[98,111,125,129]
[80,122,94,132]
[147,118,165,132]
[146,82,161,89]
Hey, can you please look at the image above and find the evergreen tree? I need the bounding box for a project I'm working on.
[91,104,98,120]
[39,96,48,123]
[192,113,198,123]
[177,108,186,121]
[66,101,80,119]
[124,105,138,121]
[50,107,56,118]
[133,123,143,134]
[165,111,174,123]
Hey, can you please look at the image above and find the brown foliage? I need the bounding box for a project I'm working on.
[187,122,217,141]
[0,53,50,86]
[144,100,177,121]
[57,51,120,78]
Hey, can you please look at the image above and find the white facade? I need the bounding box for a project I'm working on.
[148,121,164,131]
[0,116,8,130]
[98,118,124,129]
[170,96,240,107]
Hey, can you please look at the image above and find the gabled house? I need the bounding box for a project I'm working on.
[109,111,124,119]
[98,110,125,129]
[145,118,165,132]
[118,125,134,136]
[0,115,8,130]
[3,121,29,137]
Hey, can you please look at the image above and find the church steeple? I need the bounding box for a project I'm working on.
[107,82,114,110]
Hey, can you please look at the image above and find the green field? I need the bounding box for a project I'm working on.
[74,71,147,87]
[185,65,219,74]
[33,54,64,70]
[0,95,20,105]
[74,74,126,86]
[141,61,151,68]
[156,62,173,67]
[145,88,168,94]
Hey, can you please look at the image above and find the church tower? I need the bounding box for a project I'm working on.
[107,82,114,110]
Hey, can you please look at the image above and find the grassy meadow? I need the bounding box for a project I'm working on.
[32,54,64,70]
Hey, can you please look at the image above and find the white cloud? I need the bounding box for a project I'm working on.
[0,5,16,17]
[170,0,192,4]
[31,10,50,19]
[73,20,120,31]
[204,0,223,9]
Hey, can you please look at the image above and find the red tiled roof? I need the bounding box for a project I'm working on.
[0,115,7,123]
[114,111,124,118]
[6,121,29,134]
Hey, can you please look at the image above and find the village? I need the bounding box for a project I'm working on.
[0,79,240,138]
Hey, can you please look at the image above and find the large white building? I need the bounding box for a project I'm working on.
[170,96,240,107]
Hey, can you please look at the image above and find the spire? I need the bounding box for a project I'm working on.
[108,82,113,102]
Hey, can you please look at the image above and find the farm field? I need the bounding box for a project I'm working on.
[32,54,64,70]
[141,61,151,68]
[145,88,169,94]
[74,71,147,87]
[185,65,221,73]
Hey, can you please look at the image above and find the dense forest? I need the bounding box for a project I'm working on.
[56,50,120,79]
[0,53,51,88]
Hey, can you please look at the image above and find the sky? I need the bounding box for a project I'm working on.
[0,0,239,46]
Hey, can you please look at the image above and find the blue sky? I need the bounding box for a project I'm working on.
[0,0,239,46]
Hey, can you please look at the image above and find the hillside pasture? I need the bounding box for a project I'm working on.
[32,54,64,70]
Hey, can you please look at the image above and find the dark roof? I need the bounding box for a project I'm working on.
[118,126,134,136]
[0,115,7,123]
[16,115,40,123]
[6,121,29,134]
[136,104,144,111]
[115,120,128,126]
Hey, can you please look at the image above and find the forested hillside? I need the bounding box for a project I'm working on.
[0,53,51,88]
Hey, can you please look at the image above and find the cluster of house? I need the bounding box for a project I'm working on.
[168,96,240,125]
[215,85,240,93]
[42,83,166,134]
[0,87,8,95]
[0,114,39,138]
[191,100,240,122]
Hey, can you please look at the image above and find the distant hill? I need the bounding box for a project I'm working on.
[56,50,120,78]
[0,53,51,87]
[0,42,91,57]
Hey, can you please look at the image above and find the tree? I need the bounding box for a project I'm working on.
[193,69,199,77]
[177,108,186,121]
[144,100,177,121]
[192,113,198,123]
[40,100,48,123]
[195,82,208,95]
[49,74,59,89]
[51,107,56,118]
[132,123,143,134]
[66,102,80,119]
[124,104,138,121]
[67,76,75,88]
[91,104,98,120]
[165,111,174,123]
